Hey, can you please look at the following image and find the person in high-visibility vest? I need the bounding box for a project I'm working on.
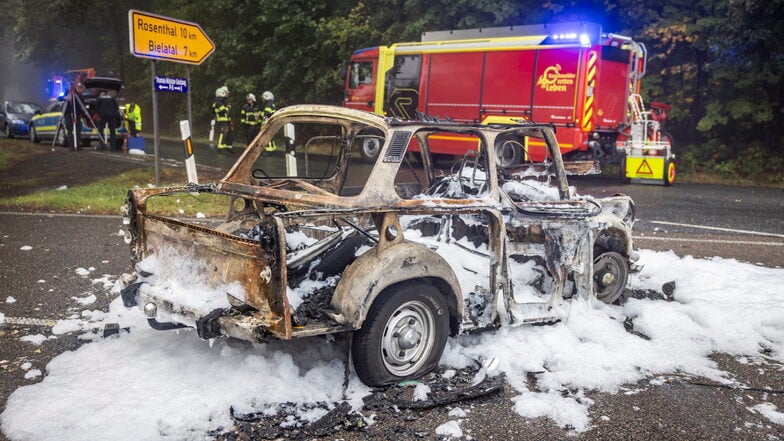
[212,86,233,152]
[125,103,142,137]
[240,93,261,147]
[261,90,277,152]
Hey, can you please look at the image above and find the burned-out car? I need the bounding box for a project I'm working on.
[121,105,636,386]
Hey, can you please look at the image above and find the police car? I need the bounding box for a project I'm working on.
[28,77,127,148]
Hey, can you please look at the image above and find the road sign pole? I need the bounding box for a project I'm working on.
[186,66,193,133]
[151,60,161,186]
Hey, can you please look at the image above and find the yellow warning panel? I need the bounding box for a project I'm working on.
[625,156,664,179]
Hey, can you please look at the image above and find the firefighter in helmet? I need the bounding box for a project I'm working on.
[261,91,277,152]
[212,86,233,152]
[240,93,261,147]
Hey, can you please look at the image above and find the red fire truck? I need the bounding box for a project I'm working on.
[343,22,675,183]
[46,68,97,101]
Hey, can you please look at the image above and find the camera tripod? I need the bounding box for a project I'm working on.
[53,91,106,151]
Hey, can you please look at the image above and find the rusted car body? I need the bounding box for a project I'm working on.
[121,105,636,386]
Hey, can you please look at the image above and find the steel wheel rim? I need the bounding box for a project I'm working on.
[381,300,436,377]
[362,138,380,158]
[593,252,626,302]
[29,126,35,142]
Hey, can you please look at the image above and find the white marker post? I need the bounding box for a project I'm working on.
[284,123,297,176]
[180,120,198,184]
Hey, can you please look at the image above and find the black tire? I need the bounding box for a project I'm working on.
[352,281,449,386]
[29,125,40,143]
[663,159,676,186]
[593,251,629,304]
[619,156,631,184]
[55,126,67,147]
[359,137,382,163]
[495,137,524,167]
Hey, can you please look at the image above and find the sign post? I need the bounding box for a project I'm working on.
[128,9,215,185]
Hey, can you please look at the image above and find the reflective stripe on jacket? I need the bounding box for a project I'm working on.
[213,98,230,122]
[240,103,260,125]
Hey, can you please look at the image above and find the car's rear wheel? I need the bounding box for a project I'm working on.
[352,281,449,386]
[55,126,67,147]
[593,251,629,304]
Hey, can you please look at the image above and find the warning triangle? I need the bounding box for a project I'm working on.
[636,159,653,175]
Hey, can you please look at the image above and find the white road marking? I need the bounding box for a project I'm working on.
[634,236,783,247]
[649,220,784,239]
[1,316,57,327]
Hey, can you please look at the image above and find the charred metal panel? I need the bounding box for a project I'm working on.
[330,240,463,328]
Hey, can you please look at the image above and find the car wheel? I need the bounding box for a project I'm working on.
[663,159,676,186]
[359,137,382,163]
[593,251,629,304]
[352,281,449,386]
[55,126,67,147]
[4,123,12,139]
[29,125,40,143]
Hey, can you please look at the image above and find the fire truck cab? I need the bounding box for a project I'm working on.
[343,22,674,184]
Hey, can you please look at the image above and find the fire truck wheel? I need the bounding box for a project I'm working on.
[495,137,524,167]
[593,251,629,304]
[352,281,449,386]
[664,160,676,186]
[359,137,382,163]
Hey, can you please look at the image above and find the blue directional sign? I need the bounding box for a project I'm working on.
[154,76,188,93]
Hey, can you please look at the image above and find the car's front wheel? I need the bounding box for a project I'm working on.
[352,281,449,386]
[4,123,12,139]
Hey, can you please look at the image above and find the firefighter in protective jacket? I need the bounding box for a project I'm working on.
[240,93,261,146]
[213,86,233,152]
[261,91,277,152]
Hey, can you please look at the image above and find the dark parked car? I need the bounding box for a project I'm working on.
[0,100,43,138]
